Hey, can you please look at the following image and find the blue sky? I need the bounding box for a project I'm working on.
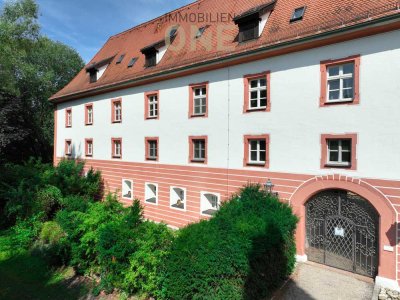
[1,0,193,62]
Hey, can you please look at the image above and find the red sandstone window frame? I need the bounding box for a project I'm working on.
[85,103,93,125]
[188,82,209,118]
[243,134,270,168]
[85,138,93,157]
[320,55,360,106]
[188,136,208,164]
[145,137,159,161]
[243,71,271,113]
[111,138,122,159]
[65,108,72,127]
[144,91,159,120]
[65,139,72,156]
[111,98,122,123]
[320,133,357,170]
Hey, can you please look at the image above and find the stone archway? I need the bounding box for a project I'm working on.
[290,176,397,284]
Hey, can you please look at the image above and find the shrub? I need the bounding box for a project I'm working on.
[60,195,91,212]
[160,185,298,300]
[9,213,45,249]
[39,221,65,244]
[34,185,63,219]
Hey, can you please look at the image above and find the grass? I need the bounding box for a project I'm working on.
[0,232,91,300]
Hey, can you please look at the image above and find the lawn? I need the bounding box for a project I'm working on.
[0,232,91,300]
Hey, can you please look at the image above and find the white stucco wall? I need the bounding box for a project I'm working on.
[56,30,400,180]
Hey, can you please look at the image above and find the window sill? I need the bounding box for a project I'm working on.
[146,157,158,161]
[191,159,206,163]
[85,155,93,158]
[244,107,268,113]
[146,116,158,120]
[190,114,207,118]
[145,198,157,205]
[201,209,218,216]
[112,120,122,124]
[112,156,122,159]
[322,99,357,106]
[324,163,351,169]
[85,123,93,126]
[246,162,266,167]
[65,125,72,128]
[171,203,185,210]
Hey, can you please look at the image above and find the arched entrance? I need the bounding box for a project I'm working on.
[305,189,379,277]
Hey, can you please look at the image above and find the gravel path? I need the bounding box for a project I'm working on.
[273,262,374,300]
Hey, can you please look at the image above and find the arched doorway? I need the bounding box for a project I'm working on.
[305,189,379,277]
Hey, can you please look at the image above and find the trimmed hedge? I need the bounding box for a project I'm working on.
[160,185,298,300]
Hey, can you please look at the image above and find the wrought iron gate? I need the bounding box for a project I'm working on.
[305,190,378,277]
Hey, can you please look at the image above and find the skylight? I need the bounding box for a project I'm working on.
[116,54,125,64]
[290,7,306,22]
[195,26,207,39]
[127,57,138,68]
[169,28,178,38]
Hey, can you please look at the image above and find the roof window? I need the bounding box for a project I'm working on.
[195,26,207,39]
[127,57,138,68]
[116,54,125,64]
[290,7,306,22]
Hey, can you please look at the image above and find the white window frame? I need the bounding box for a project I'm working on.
[113,140,121,158]
[170,186,186,211]
[145,182,158,205]
[248,139,266,164]
[87,140,93,156]
[326,63,354,103]
[200,192,220,216]
[148,140,157,159]
[327,139,351,166]
[148,95,158,118]
[114,102,122,122]
[87,106,93,124]
[122,179,133,200]
[193,139,206,161]
[248,77,267,110]
[193,86,207,116]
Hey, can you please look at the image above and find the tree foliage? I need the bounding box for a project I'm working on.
[0,0,84,163]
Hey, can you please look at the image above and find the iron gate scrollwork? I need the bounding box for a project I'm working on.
[305,190,378,277]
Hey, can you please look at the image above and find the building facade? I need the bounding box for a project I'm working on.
[51,0,400,290]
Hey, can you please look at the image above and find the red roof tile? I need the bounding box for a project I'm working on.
[50,0,400,102]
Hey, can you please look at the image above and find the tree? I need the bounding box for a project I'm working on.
[0,0,84,163]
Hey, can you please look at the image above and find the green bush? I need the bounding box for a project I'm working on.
[160,185,298,300]
[39,221,65,244]
[9,213,45,249]
[34,185,63,219]
[60,195,91,212]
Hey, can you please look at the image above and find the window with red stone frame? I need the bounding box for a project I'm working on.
[320,55,360,106]
[85,103,93,125]
[65,108,72,127]
[321,133,357,170]
[144,91,159,120]
[188,136,208,164]
[145,137,159,161]
[111,98,122,123]
[243,134,270,168]
[111,138,122,159]
[243,71,271,113]
[65,139,72,156]
[85,138,93,157]
[189,82,209,118]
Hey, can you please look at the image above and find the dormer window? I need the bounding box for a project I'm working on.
[290,7,305,22]
[233,1,276,43]
[144,49,157,68]
[85,56,114,83]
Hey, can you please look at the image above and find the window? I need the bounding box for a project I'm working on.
[122,179,133,200]
[116,54,125,64]
[112,138,122,158]
[238,20,259,42]
[85,104,93,125]
[290,7,305,22]
[145,183,158,204]
[200,192,220,216]
[195,26,207,38]
[65,108,72,127]
[145,91,159,119]
[189,82,208,118]
[189,136,207,164]
[112,99,122,123]
[321,134,357,170]
[243,134,270,167]
[127,57,138,68]
[170,187,186,210]
[65,140,72,156]
[320,55,360,106]
[85,139,93,157]
[145,137,159,161]
[243,72,271,113]
[144,49,157,68]
[89,69,97,83]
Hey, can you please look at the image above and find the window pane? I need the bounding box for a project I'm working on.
[329,151,339,162]
[259,151,266,162]
[250,80,258,88]
[260,98,267,107]
[250,91,258,100]
[259,140,266,151]
[343,78,353,89]
[260,90,267,99]
[341,140,351,151]
[259,78,266,87]
[342,152,351,163]
[195,88,200,96]
[343,63,354,75]
[329,90,340,100]
[328,66,339,77]
[329,140,339,150]
[343,88,354,99]
[202,88,206,95]
[194,106,200,114]
[250,140,258,150]
[250,151,258,161]
[250,100,258,108]
[328,79,340,91]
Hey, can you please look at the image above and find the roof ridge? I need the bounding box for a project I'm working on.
[109,0,205,40]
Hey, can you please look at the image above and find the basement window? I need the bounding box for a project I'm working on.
[170,186,186,210]
[122,179,133,200]
[145,183,158,204]
[201,192,220,216]
[290,7,305,22]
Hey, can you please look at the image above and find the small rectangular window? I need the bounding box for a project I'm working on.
[170,186,186,210]
[239,20,259,43]
[248,139,266,164]
[193,140,206,161]
[89,70,97,83]
[148,95,158,118]
[116,54,125,64]
[290,7,305,22]
[145,50,157,68]
[248,77,267,110]
[127,57,138,68]
[112,100,122,123]
[112,138,122,158]
[146,139,158,160]
[193,86,207,115]
[65,140,72,156]
[145,183,158,204]
[122,179,133,200]
[65,108,72,127]
[85,139,93,157]
[85,104,93,125]
[327,139,351,166]
[201,192,220,216]
[327,63,355,103]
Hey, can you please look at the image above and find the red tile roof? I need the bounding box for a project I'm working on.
[50,0,400,102]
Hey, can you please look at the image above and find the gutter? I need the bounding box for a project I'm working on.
[50,13,400,103]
